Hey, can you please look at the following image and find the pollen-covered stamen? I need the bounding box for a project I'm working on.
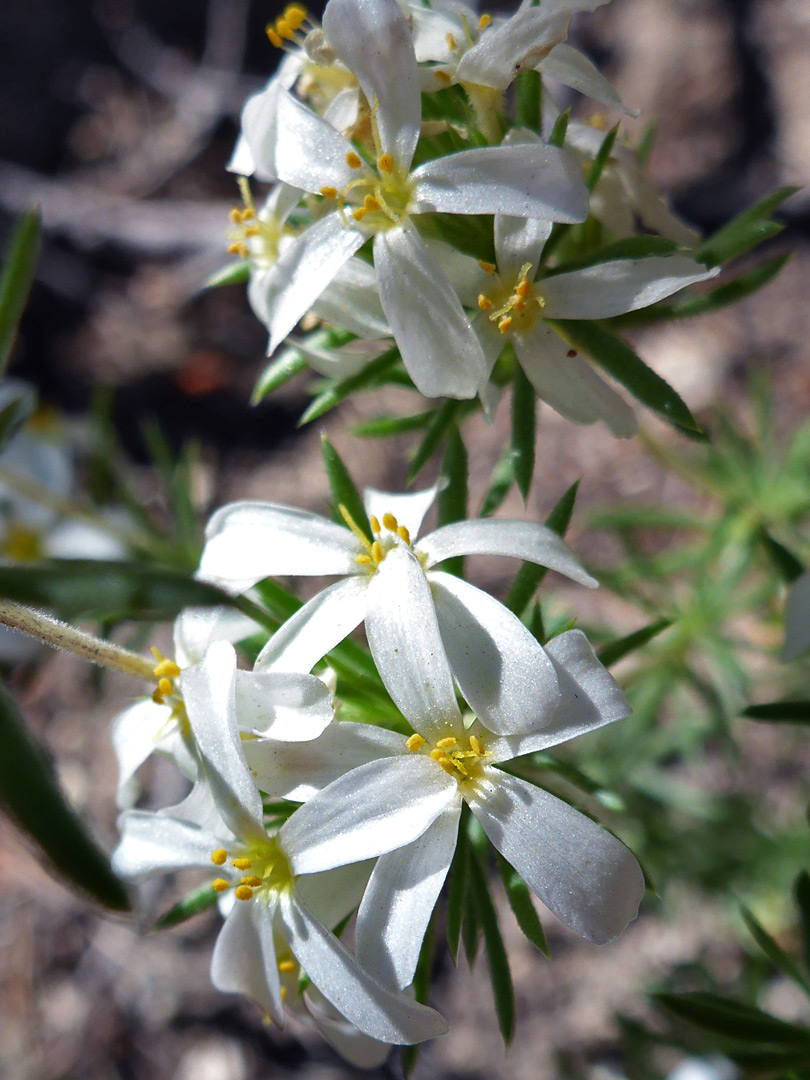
[226,178,287,263]
[480,262,546,337]
[265,4,312,50]
[150,647,182,706]
[208,840,293,902]
[424,733,488,780]
[333,139,413,233]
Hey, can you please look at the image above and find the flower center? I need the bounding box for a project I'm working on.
[339,504,417,574]
[210,837,292,902]
[405,731,488,782]
[1,524,43,563]
[227,179,287,264]
[322,151,413,234]
[478,262,546,336]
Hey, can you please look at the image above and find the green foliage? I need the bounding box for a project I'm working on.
[696,186,798,267]
[438,424,468,576]
[321,435,372,541]
[0,209,41,377]
[469,843,515,1043]
[505,480,580,616]
[155,884,220,929]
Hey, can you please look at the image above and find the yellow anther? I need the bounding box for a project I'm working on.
[346,151,363,169]
[438,758,457,776]
[431,748,449,762]
[352,207,367,222]
[478,260,496,274]
[284,4,307,29]
[244,225,260,237]
[397,525,411,544]
[437,736,457,749]
[280,985,288,1003]
[498,316,513,334]
[513,298,526,313]
[470,735,485,756]
[211,849,228,866]
[371,540,384,564]
[435,69,452,85]
[232,858,253,870]
[212,878,230,892]
[369,515,381,534]
[478,294,493,310]
[241,208,256,220]
[514,279,531,300]
[157,677,174,698]
[378,153,395,174]
[356,553,372,565]
[590,113,607,130]
[406,733,426,752]
[235,885,254,901]
[364,194,382,212]
[152,688,165,705]
[265,25,283,47]
[279,959,297,973]
[382,513,398,531]
[320,186,338,199]
[241,875,263,887]
[446,32,458,50]
[154,658,181,679]
[276,18,294,39]
[229,207,242,223]
[478,12,492,29]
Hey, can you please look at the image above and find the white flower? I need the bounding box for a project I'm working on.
[248,624,644,991]
[249,0,589,398]
[113,642,447,1046]
[111,608,334,807]
[198,481,597,736]
[783,568,810,662]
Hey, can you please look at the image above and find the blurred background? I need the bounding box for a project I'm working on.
[0,0,809,1077]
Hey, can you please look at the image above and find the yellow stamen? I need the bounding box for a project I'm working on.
[157,677,174,699]
[265,25,283,47]
[211,849,228,866]
[352,207,367,222]
[478,12,492,29]
[279,959,297,973]
[284,4,307,29]
[369,515,381,534]
[498,316,513,334]
[276,18,294,39]
[406,733,426,752]
[478,294,493,310]
[244,225,259,237]
[470,735,485,756]
[356,553,372,565]
[153,658,181,678]
[478,260,496,274]
[152,689,165,705]
[378,153,395,174]
[280,985,288,1003]
[320,186,338,199]
[229,207,242,223]
[241,875,263,887]
[446,32,457,50]
[513,298,526,313]
[235,885,254,901]
[364,194,382,212]
[346,151,363,169]
[241,207,256,221]
[397,525,411,544]
[382,513,398,531]
[438,758,457,776]
[371,540,384,564]
[431,749,449,762]
[212,878,230,892]
[436,70,452,85]
[437,736,457,749]
[514,279,531,300]
[232,858,252,870]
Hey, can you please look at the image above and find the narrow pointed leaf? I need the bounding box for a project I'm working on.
[479,449,515,518]
[321,435,372,541]
[515,70,542,132]
[0,392,35,450]
[505,480,580,615]
[743,701,810,724]
[205,260,250,289]
[697,186,799,266]
[469,847,515,1044]
[446,823,469,964]
[155,884,220,929]
[252,348,308,403]
[438,425,468,577]
[548,108,571,149]
[794,871,810,973]
[551,319,704,437]
[0,680,129,910]
[654,992,810,1046]
[597,618,672,667]
[511,364,536,503]
[586,125,619,191]
[408,401,463,483]
[741,905,810,994]
[299,346,400,424]
[637,123,657,168]
[0,209,41,377]
[352,411,433,437]
[760,530,804,583]
[498,856,549,956]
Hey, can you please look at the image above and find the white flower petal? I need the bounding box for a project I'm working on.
[374,225,487,399]
[356,804,460,990]
[541,256,718,320]
[260,212,367,356]
[430,572,560,734]
[423,236,491,308]
[413,144,589,223]
[181,642,266,840]
[514,326,638,438]
[254,576,368,674]
[539,43,631,112]
[454,7,570,91]
[494,212,553,278]
[199,500,361,592]
[274,89,369,192]
[245,721,404,801]
[467,768,645,943]
[362,483,442,541]
[279,891,449,1044]
[173,606,258,667]
[484,629,631,762]
[366,545,462,735]
[233,669,333,741]
[304,987,391,1068]
[211,898,284,1025]
[45,519,127,560]
[231,56,303,179]
[296,862,373,929]
[784,569,810,661]
[112,810,218,880]
[312,256,390,340]
[111,698,172,809]
[280,755,457,874]
[287,336,390,378]
[323,0,421,170]
[418,517,597,587]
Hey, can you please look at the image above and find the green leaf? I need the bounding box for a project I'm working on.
[551,236,679,276]
[794,871,810,974]
[654,992,810,1046]
[0,680,129,910]
[505,480,580,615]
[352,410,433,437]
[252,348,308,404]
[408,400,462,482]
[479,448,515,517]
[697,186,799,266]
[438,425,468,577]
[0,388,35,450]
[551,319,704,437]
[514,69,542,131]
[469,847,515,1043]
[155,884,219,929]
[498,856,549,956]
[743,701,810,724]
[548,107,571,148]
[511,364,536,503]
[586,125,619,191]
[760,530,804,583]
[741,905,810,994]
[321,435,372,542]
[0,208,41,377]
[636,123,657,168]
[298,346,399,424]
[597,618,672,667]
[204,260,250,289]
[669,253,790,318]
[0,562,233,621]
[446,819,469,963]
